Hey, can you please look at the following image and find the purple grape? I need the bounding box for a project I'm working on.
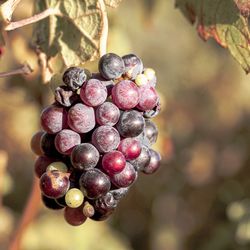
[79,169,111,199]
[144,120,158,145]
[116,110,145,138]
[142,149,161,174]
[55,85,79,107]
[40,133,59,157]
[129,145,151,171]
[34,155,57,178]
[42,194,64,210]
[111,162,137,188]
[68,103,95,133]
[91,73,115,96]
[122,54,143,80]
[64,206,87,226]
[30,131,44,155]
[118,138,142,160]
[62,67,90,91]
[95,102,120,126]
[40,171,70,198]
[40,104,68,134]
[80,79,107,107]
[111,80,140,110]
[137,86,159,111]
[71,143,100,171]
[102,151,126,174]
[55,129,81,155]
[98,53,125,80]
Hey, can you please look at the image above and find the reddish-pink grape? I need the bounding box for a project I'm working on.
[30,131,44,155]
[111,80,140,110]
[137,86,159,111]
[55,129,81,155]
[102,151,126,174]
[118,138,142,160]
[64,206,87,226]
[40,104,68,134]
[95,102,120,126]
[68,103,95,133]
[80,79,107,107]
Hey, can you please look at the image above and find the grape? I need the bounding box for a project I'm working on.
[118,138,141,160]
[41,194,64,210]
[65,188,84,208]
[122,54,143,80]
[111,162,137,188]
[62,67,90,91]
[80,79,107,107]
[91,73,115,96]
[40,171,70,198]
[46,161,68,173]
[55,129,81,155]
[95,102,120,126]
[64,206,87,226]
[40,133,59,157]
[110,187,129,200]
[144,68,156,81]
[92,126,120,153]
[40,104,68,134]
[30,131,44,155]
[116,110,145,137]
[71,143,100,171]
[142,149,161,174]
[102,151,126,174]
[144,120,158,145]
[68,103,95,133]
[135,74,148,86]
[79,169,111,199]
[98,53,125,80]
[111,80,140,110]
[129,145,151,171]
[55,86,79,107]
[143,101,161,118]
[82,201,95,217]
[137,86,159,111]
[34,156,57,178]
[55,196,67,207]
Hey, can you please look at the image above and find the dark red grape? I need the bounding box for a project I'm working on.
[62,67,90,91]
[102,151,126,174]
[34,155,57,178]
[55,129,81,155]
[64,206,87,226]
[111,162,137,188]
[55,86,79,107]
[95,102,120,126]
[40,133,59,157]
[79,169,111,199]
[80,79,107,107]
[30,131,44,155]
[40,104,68,134]
[111,80,140,110]
[116,110,145,138]
[137,86,159,111]
[98,53,125,80]
[122,54,143,80]
[68,103,95,133]
[42,194,64,210]
[71,143,100,171]
[142,149,161,174]
[92,126,120,153]
[40,171,70,198]
[144,120,158,145]
[129,145,151,171]
[118,138,141,160]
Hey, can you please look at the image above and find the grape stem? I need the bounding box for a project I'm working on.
[0,0,22,22]
[98,0,108,56]
[8,176,41,250]
[0,63,33,78]
[0,150,8,207]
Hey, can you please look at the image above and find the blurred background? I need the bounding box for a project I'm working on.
[1,0,250,249]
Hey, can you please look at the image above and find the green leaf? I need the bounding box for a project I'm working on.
[176,0,250,73]
[104,0,122,8]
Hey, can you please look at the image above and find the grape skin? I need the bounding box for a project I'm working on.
[129,145,151,171]
[102,151,126,174]
[40,133,59,157]
[142,149,161,174]
[30,131,44,156]
[34,156,57,178]
[137,86,159,111]
[144,120,158,145]
[118,138,142,160]
[55,86,79,107]
[64,206,87,226]
[65,188,84,208]
[41,194,64,210]
[122,54,143,80]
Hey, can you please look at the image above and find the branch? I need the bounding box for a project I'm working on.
[0,0,22,22]
[4,7,59,31]
[98,0,108,56]
[0,150,8,207]
[0,63,33,78]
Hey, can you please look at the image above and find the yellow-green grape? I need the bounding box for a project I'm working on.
[46,162,68,173]
[144,68,155,81]
[65,188,84,208]
[135,74,148,86]
[82,201,95,217]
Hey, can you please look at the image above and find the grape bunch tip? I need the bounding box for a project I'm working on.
[31,53,162,226]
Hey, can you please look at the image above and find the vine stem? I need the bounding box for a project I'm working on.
[8,176,41,250]
[98,0,108,56]
[0,0,22,22]
[0,63,32,78]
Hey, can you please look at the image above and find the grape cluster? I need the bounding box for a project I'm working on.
[31,53,161,226]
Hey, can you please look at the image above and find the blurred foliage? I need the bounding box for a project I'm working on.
[1,0,250,250]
